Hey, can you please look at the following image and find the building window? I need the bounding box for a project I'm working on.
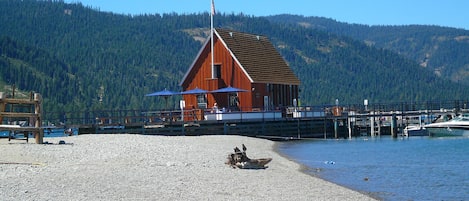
[213,64,221,79]
[197,94,207,109]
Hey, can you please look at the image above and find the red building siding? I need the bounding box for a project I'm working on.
[181,29,300,112]
[182,37,254,111]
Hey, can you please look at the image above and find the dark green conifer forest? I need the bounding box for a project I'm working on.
[1,0,469,113]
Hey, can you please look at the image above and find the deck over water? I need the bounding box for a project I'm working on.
[67,111,452,139]
[31,100,469,138]
[79,115,334,138]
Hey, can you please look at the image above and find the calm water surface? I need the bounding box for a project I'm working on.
[278,136,469,201]
[0,128,78,138]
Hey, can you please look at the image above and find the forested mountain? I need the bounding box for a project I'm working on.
[1,0,468,113]
[0,36,78,111]
[0,0,201,112]
[267,15,469,84]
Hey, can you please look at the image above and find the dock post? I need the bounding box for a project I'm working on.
[180,100,185,136]
[334,118,338,138]
[370,111,375,137]
[377,112,381,136]
[347,115,352,139]
[223,122,227,135]
[391,113,398,138]
[0,92,4,123]
[297,118,300,139]
[323,116,327,139]
[34,93,43,144]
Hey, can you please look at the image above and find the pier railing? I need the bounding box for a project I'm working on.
[41,108,284,127]
[40,100,469,127]
[343,100,469,113]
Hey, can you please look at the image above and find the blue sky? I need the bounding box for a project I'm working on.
[65,0,468,30]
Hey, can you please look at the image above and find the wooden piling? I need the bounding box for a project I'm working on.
[34,93,43,144]
[391,113,398,138]
[347,115,352,139]
[0,92,5,123]
[370,111,375,137]
[334,118,338,138]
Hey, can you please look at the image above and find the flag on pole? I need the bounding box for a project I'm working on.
[211,0,216,15]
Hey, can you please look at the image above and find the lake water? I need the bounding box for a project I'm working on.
[0,128,78,138]
[278,136,469,200]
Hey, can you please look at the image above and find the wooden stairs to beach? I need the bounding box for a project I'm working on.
[0,90,44,144]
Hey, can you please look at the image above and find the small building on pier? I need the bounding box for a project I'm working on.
[180,28,300,112]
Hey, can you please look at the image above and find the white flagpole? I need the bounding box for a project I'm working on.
[211,0,215,79]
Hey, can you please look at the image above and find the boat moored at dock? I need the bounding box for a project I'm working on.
[403,125,428,136]
[424,114,469,137]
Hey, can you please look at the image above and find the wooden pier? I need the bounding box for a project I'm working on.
[41,108,459,139]
[76,113,334,139]
[32,100,469,139]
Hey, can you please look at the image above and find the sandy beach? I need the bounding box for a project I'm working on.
[0,134,376,200]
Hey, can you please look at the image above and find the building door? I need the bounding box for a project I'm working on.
[229,93,239,111]
[263,96,269,111]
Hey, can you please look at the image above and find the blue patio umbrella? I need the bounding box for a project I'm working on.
[210,86,249,93]
[145,88,180,109]
[181,87,208,95]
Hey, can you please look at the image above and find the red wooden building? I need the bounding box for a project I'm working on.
[180,28,300,112]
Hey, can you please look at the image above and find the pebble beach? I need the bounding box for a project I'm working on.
[0,134,376,200]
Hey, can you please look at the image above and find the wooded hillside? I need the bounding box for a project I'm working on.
[1,0,468,113]
[267,15,469,84]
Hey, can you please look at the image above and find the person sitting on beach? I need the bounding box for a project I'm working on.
[64,128,73,136]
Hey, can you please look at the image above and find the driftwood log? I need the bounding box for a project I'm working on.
[225,144,272,169]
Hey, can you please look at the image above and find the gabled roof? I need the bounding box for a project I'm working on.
[216,28,300,85]
[180,28,300,86]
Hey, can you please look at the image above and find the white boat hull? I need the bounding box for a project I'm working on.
[426,127,469,137]
[424,114,469,137]
[404,126,429,136]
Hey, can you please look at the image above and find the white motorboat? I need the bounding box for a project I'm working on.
[403,115,429,136]
[424,114,469,137]
[403,125,428,136]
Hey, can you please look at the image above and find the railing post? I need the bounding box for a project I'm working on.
[33,93,43,144]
